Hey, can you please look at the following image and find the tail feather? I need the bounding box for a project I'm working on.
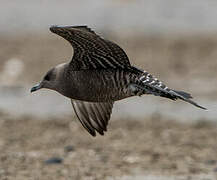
[169,90,207,110]
[135,68,206,110]
[173,90,193,99]
[142,83,206,110]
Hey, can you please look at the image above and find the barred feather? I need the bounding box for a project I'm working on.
[136,69,206,110]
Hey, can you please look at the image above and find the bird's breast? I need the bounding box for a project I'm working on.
[63,69,133,102]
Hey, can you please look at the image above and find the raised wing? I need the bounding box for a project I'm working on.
[71,99,114,136]
[50,25,131,70]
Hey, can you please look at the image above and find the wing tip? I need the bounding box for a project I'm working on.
[88,129,105,137]
[50,25,90,33]
[90,130,97,137]
[50,25,58,33]
[50,25,70,33]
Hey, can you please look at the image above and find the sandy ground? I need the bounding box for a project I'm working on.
[0,113,217,180]
[0,33,216,179]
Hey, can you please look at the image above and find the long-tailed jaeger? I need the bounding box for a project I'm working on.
[31,25,206,136]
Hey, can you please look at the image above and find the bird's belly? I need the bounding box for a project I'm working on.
[72,81,127,102]
[65,70,130,102]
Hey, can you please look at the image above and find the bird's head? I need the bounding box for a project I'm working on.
[31,63,66,93]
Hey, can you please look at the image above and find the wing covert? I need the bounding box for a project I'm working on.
[50,25,131,70]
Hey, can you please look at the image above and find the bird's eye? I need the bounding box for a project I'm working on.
[44,74,50,81]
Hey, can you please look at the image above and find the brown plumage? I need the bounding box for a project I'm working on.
[31,25,206,136]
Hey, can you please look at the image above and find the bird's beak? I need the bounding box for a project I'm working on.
[30,83,42,93]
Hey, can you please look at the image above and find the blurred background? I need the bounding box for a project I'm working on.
[0,0,217,179]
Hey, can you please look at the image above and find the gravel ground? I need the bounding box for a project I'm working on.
[0,113,217,179]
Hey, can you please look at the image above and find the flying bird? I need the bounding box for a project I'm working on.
[31,25,206,136]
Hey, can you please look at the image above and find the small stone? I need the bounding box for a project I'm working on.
[64,145,75,153]
[123,156,140,163]
[44,157,63,165]
[205,160,216,165]
[213,167,217,172]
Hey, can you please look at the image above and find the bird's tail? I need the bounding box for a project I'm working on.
[134,68,206,110]
[167,90,206,110]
